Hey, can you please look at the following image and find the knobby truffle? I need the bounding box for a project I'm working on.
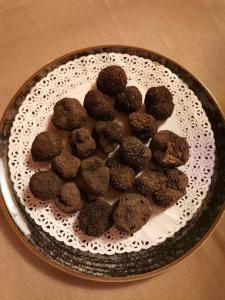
[115,86,142,113]
[51,152,80,179]
[70,128,96,158]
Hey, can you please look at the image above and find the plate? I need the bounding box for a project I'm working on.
[0,45,225,282]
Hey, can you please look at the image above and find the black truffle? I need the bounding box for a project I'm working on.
[78,198,113,236]
[97,65,127,96]
[113,193,152,234]
[150,130,190,167]
[70,128,96,158]
[31,131,64,161]
[84,89,115,121]
[80,157,110,195]
[153,188,184,208]
[145,86,174,120]
[93,121,123,154]
[52,98,87,130]
[51,152,80,179]
[119,136,151,170]
[29,171,61,200]
[115,86,142,113]
[129,111,158,141]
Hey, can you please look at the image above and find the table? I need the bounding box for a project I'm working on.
[0,1,225,299]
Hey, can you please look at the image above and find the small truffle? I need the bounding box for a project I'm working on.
[129,111,158,141]
[84,89,115,121]
[54,182,83,214]
[29,171,61,200]
[51,152,80,179]
[150,130,189,167]
[52,98,87,130]
[31,131,64,161]
[80,157,110,195]
[70,128,96,158]
[97,65,127,96]
[115,86,142,113]
[119,136,151,170]
[113,193,152,234]
[93,121,123,154]
[145,86,174,120]
[78,198,113,236]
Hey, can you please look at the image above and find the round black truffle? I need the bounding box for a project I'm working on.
[52,98,87,130]
[145,86,174,120]
[96,65,127,96]
[93,121,123,154]
[115,86,142,113]
[29,171,61,200]
[84,89,115,121]
[70,128,96,158]
[113,193,152,234]
[51,152,80,179]
[31,131,64,161]
[78,198,113,236]
[150,130,189,167]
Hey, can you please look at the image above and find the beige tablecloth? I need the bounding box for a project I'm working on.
[0,1,225,299]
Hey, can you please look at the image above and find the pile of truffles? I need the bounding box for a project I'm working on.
[29,65,190,237]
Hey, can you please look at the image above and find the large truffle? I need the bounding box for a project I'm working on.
[113,193,152,234]
[93,121,123,154]
[97,65,127,96]
[150,130,189,167]
[119,136,151,170]
[31,131,64,161]
[70,128,96,158]
[129,111,158,142]
[29,171,61,200]
[51,152,80,179]
[80,157,110,195]
[78,198,113,236]
[115,86,142,113]
[145,86,174,120]
[84,89,115,121]
[52,98,87,130]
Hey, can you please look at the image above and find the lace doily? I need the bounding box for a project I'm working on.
[8,53,215,255]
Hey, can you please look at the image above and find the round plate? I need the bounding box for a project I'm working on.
[0,45,225,282]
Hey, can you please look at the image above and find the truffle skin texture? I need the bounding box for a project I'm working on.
[51,152,80,179]
[93,121,123,154]
[84,89,115,121]
[115,86,142,113]
[31,131,64,161]
[129,111,158,141]
[78,198,113,236]
[80,157,110,195]
[119,136,151,170]
[52,98,87,130]
[106,156,135,192]
[96,65,127,96]
[150,130,190,167]
[29,171,61,200]
[145,86,174,120]
[55,182,83,214]
[113,193,152,234]
[70,128,96,158]
[153,188,184,208]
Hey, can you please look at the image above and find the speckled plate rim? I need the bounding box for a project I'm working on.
[0,45,225,282]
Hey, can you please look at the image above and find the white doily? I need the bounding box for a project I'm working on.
[8,53,215,255]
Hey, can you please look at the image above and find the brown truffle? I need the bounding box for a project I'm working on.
[29,171,61,200]
[84,89,115,121]
[113,193,152,234]
[145,86,174,120]
[31,131,64,161]
[150,130,189,167]
[70,128,96,158]
[93,121,123,154]
[153,188,184,208]
[129,111,158,142]
[78,198,113,236]
[51,152,80,179]
[96,65,127,96]
[52,98,87,130]
[80,157,110,195]
[115,86,142,113]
